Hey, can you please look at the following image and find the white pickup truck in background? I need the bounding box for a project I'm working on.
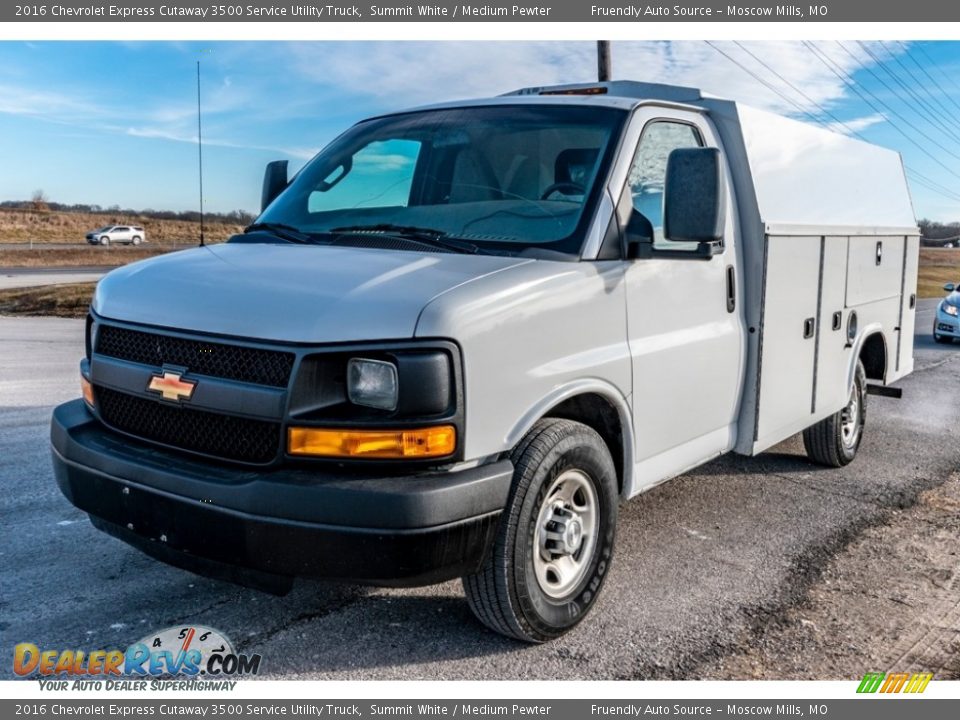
[51,81,919,642]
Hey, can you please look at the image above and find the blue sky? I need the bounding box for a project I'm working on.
[2,41,960,220]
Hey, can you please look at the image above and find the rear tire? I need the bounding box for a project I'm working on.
[132,236,142,245]
[463,418,618,643]
[803,360,866,467]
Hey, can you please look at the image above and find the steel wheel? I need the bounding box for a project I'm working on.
[803,360,867,467]
[840,385,861,450]
[462,418,618,642]
[533,469,599,599]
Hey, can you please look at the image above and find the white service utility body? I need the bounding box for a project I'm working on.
[51,81,919,642]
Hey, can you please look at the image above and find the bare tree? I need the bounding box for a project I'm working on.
[31,189,49,211]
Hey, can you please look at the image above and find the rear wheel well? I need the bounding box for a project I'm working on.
[545,393,624,493]
[860,333,887,381]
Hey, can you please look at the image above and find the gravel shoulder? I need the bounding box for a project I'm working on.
[705,471,960,681]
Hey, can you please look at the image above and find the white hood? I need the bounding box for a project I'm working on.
[93,243,531,343]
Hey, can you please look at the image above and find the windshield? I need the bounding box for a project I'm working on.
[257,104,626,256]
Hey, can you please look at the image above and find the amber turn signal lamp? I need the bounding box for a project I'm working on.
[81,376,95,407]
[288,425,456,459]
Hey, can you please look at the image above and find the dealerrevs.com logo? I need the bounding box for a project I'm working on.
[13,626,261,690]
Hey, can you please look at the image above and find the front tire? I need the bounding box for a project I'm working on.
[803,360,867,467]
[99,236,110,246]
[463,418,618,643]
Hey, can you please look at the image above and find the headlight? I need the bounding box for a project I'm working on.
[347,358,398,411]
[944,303,959,317]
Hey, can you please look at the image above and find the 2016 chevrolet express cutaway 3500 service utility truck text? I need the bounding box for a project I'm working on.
[51,81,919,642]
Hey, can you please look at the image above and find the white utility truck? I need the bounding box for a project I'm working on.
[51,81,919,642]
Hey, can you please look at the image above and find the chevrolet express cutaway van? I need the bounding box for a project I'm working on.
[52,81,919,642]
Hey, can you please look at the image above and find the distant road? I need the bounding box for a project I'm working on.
[0,242,186,250]
[1,242,192,250]
[0,266,109,290]
[1,243,81,250]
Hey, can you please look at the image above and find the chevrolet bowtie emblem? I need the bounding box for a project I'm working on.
[147,371,196,403]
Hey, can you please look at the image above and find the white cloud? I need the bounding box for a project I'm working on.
[826,113,886,135]
[288,42,597,105]
[0,41,903,160]
[286,40,889,120]
[0,83,103,120]
[124,125,314,159]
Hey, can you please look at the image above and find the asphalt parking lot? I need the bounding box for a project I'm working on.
[1,299,957,680]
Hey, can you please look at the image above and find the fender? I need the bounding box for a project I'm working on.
[847,324,887,393]
[504,378,636,499]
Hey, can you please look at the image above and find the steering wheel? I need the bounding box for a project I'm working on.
[540,181,586,200]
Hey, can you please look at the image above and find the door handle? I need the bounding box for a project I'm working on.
[725,265,736,313]
[803,317,816,339]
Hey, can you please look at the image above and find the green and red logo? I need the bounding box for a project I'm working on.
[857,672,933,694]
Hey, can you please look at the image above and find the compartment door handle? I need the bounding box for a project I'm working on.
[726,265,736,313]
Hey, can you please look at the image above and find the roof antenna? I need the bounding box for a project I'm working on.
[196,60,205,247]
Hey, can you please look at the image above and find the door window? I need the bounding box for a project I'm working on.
[627,121,703,250]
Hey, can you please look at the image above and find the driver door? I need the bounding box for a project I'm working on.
[620,109,745,488]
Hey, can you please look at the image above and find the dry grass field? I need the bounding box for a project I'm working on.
[918,247,960,298]
[0,246,179,268]
[0,282,95,318]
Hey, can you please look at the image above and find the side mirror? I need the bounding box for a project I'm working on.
[261,160,289,213]
[945,283,956,293]
[663,147,725,244]
[624,211,654,259]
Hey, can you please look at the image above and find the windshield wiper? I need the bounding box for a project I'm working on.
[244,222,315,245]
[330,223,482,255]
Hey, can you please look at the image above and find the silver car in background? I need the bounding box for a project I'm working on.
[85,225,146,246]
[934,282,960,343]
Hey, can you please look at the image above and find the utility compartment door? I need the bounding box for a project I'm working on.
[755,236,821,448]
[846,235,905,306]
[896,236,920,378]
[814,236,851,415]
